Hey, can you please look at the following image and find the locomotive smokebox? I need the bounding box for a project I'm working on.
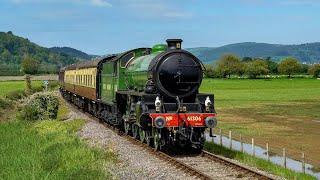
[166,39,183,50]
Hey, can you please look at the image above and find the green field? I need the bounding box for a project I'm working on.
[200,78,320,167]
[0,81,116,179]
[0,81,42,97]
[0,119,115,179]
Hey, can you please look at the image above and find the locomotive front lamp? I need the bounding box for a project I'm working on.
[205,96,212,112]
[205,116,217,128]
[154,116,166,129]
[155,96,161,112]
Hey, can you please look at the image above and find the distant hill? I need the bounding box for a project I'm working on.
[0,31,78,75]
[187,42,320,64]
[49,47,96,60]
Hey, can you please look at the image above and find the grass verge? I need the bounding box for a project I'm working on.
[0,119,117,179]
[204,142,316,180]
[200,78,320,167]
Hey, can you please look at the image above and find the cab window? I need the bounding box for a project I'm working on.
[120,52,134,67]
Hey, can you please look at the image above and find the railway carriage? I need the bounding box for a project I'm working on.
[59,39,217,151]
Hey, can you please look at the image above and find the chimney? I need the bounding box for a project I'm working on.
[166,39,183,50]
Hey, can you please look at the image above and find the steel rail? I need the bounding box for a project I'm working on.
[201,150,275,180]
[65,99,276,180]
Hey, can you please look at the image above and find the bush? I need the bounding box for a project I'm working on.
[204,64,221,78]
[48,81,59,90]
[0,98,12,109]
[19,92,59,121]
[308,64,320,78]
[5,90,26,100]
[32,86,44,93]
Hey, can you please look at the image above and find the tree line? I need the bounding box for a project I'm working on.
[205,54,320,79]
[0,31,77,76]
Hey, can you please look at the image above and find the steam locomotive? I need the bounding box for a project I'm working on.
[59,39,217,151]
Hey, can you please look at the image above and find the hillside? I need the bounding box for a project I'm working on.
[0,31,77,75]
[187,42,320,64]
[49,47,96,60]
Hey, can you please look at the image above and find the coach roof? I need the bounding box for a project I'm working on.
[64,55,117,70]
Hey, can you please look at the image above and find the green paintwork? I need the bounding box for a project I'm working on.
[126,52,161,91]
[99,46,166,104]
[100,62,117,104]
[152,44,167,53]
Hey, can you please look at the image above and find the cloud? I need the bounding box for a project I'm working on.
[89,0,112,7]
[9,0,112,7]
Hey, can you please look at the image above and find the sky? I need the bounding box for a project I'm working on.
[1,0,320,55]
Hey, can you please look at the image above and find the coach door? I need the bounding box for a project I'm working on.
[100,61,117,104]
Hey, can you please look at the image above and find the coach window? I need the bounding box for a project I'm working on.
[89,75,92,87]
[90,75,93,87]
[93,75,96,88]
[86,75,88,86]
[81,75,83,85]
[87,75,88,86]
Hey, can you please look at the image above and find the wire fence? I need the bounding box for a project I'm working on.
[209,128,319,175]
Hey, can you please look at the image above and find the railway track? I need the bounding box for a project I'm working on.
[67,100,277,180]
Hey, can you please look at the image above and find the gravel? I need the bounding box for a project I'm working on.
[78,120,195,179]
[175,155,259,180]
[65,102,280,179]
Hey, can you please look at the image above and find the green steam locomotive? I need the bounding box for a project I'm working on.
[59,39,217,151]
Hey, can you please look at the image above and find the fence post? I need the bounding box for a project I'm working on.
[283,148,286,168]
[252,138,255,156]
[229,131,232,149]
[240,134,243,153]
[219,129,222,146]
[266,143,269,161]
[302,152,305,173]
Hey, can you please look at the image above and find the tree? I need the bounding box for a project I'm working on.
[278,57,301,78]
[264,59,278,74]
[204,64,217,78]
[236,62,246,77]
[245,60,269,79]
[242,57,253,62]
[21,55,40,75]
[300,64,310,74]
[308,64,320,78]
[215,54,241,78]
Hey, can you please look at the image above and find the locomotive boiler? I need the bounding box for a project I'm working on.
[59,39,217,151]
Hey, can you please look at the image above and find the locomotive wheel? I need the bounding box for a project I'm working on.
[124,122,131,135]
[132,124,139,139]
[153,131,160,151]
[139,128,146,143]
[146,131,153,147]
